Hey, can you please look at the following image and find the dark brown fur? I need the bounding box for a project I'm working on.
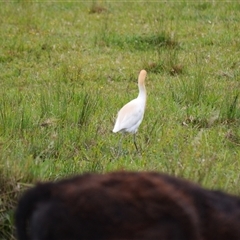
[15,171,240,240]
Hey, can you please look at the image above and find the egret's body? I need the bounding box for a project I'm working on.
[113,70,147,151]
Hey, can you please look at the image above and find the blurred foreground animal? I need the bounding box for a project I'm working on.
[15,171,240,240]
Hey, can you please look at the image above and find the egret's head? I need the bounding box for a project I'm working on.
[138,70,147,85]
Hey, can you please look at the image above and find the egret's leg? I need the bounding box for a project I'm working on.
[133,134,139,152]
[118,134,124,154]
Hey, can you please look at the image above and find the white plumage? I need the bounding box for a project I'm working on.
[113,70,147,151]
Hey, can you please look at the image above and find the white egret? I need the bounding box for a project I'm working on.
[113,70,147,152]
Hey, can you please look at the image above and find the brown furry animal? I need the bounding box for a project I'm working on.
[15,171,240,240]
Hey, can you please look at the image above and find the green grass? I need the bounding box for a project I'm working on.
[1,1,240,238]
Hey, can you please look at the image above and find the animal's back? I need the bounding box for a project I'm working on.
[15,171,240,240]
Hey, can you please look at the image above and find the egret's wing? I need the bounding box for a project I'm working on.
[113,100,144,133]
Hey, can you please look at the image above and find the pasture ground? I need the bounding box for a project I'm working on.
[0,1,240,239]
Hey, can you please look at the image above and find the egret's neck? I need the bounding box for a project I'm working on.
[138,84,147,102]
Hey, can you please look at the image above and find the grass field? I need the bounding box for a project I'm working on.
[1,1,240,238]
